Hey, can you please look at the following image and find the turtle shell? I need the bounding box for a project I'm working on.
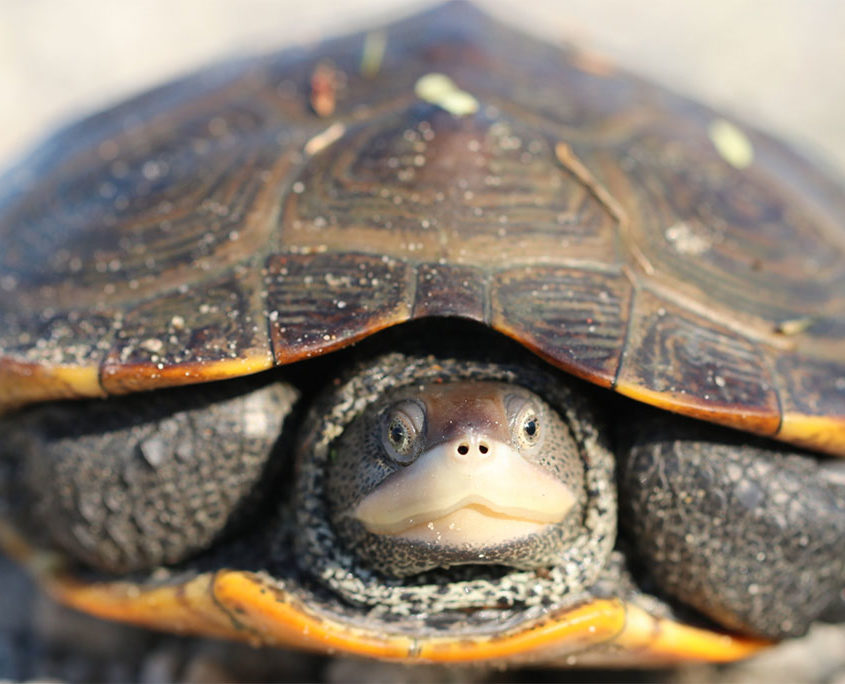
[1,4,844,456]
[3,1,843,668]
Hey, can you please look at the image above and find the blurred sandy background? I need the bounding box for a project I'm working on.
[2,0,845,175]
[0,1,843,681]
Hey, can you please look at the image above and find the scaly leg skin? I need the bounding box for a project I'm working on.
[618,412,845,639]
[2,377,298,574]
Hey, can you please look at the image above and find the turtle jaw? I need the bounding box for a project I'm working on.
[352,437,576,548]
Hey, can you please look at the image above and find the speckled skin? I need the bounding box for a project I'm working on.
[294,350,617,614]
[620,413,845,639]
[0,324,841,644]
[0,379,297,573]
[327,381,587,575]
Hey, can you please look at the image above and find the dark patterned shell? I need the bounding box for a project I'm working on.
[1,2,844,455]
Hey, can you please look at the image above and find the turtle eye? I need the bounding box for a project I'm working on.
[518,407,541,447]
[382,400,425,464]
[506,395,542,449]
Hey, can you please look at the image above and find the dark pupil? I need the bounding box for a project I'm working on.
[390,421,407,445]
[524,416,537,437]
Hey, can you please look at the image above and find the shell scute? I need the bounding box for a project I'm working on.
[0,0,844,455]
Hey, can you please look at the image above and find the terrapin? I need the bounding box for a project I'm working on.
[0,0,843,669]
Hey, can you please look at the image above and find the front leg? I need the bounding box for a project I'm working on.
[618,412,845,639]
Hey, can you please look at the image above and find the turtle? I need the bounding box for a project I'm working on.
[0,0,843,671]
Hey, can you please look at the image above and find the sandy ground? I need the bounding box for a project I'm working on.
[1,1,844,682]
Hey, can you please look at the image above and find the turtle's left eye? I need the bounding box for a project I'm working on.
[521,410,540,443]
[381,400,425,465]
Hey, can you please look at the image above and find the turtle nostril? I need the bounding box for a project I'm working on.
[478,443,489,454]
[457,444,469,455]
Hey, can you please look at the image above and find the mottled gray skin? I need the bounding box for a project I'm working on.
[1,331,841,643]
[294,351,617,615]
[327,382,586,575]
[619,413,845,640]
[1,380,297,573]
[298,347,844,638]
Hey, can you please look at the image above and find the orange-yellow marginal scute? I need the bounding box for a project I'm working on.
[569,604,769,668]
[39,567,769,666]
[0,522,770,664]
[99,353,275,396]
[779,414,845,457]
[0,359,104,411]
[775,354,845,457]
[614,380,781,439]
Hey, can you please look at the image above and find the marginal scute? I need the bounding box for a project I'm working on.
[491,266,632,388]
[616,289,781,436]
[0,360,104,411]
[102,268,272,394]
[0,307,116,372]
[36,564,768,665]
[265,252,413,364]
[412,262,486,319]
[776,355,845,452]
[777,355,845,418]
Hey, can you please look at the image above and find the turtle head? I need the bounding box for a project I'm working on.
[326,381,586,576]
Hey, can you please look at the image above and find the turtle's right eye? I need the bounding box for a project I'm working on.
[381,400,425,464]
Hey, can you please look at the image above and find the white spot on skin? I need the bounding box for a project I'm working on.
[139,436,167,467]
